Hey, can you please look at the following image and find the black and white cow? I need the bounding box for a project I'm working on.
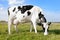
[8,5,50,35]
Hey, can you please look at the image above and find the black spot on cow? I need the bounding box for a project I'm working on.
[27,11,31,16]
[18,6,21,11]
[38,12,44,19]
[23,15,25,17]
[8,10,10,15]
[38,12,47,22]
[42,24,45,32]
[13,7,16,12]
[37,22,45,32]
[21,5,33,13]
[42,17,47,22]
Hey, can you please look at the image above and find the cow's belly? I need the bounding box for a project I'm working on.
[21,18,31,23]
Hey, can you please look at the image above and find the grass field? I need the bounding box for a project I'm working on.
[0,22,60,40]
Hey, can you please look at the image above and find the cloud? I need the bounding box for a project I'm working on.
[8,0,25,6]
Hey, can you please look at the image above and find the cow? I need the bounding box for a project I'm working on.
[8,5,50,35]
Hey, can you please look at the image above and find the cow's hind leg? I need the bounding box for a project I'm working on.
[14,24,18,33]
[8,18,12,34]
[13,19,19,33]
[31,19,37,33]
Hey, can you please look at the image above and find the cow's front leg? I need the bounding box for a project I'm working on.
[31,20,37,33]
[42,23,48,35]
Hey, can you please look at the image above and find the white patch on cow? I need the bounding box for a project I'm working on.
[15,11,27,22]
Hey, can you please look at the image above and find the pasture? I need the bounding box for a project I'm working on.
[0,22,60,40]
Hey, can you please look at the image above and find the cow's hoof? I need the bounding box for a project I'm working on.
[44,32,48,35]
[35,32,37,33]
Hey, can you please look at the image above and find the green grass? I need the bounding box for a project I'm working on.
[0,22,60,40]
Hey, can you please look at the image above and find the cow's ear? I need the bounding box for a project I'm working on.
[27,11,31,16]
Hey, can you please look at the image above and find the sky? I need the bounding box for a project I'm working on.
[0,0,60,22]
